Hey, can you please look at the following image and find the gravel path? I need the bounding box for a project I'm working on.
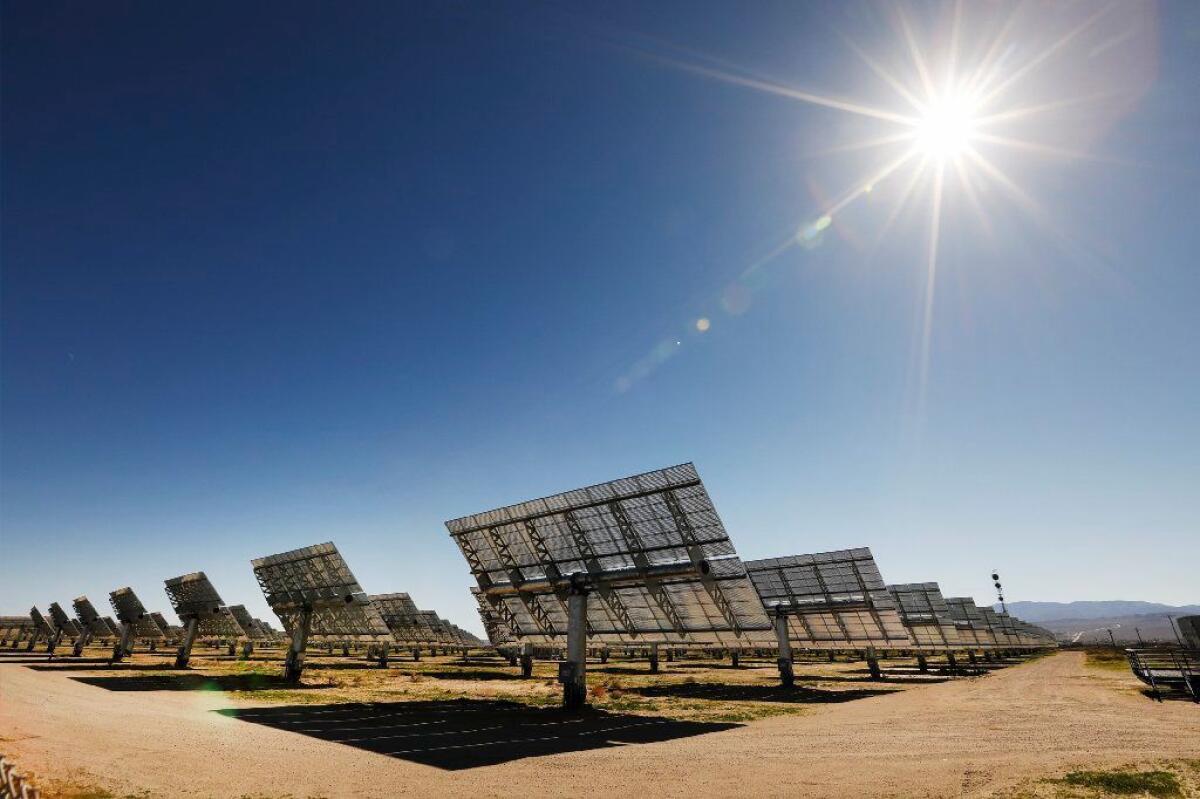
[2,651,1196,797]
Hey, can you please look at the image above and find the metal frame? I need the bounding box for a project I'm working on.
[164,572,247,667]
[252,542,392,681]
[109,587,164,662]
[446,463,771,709]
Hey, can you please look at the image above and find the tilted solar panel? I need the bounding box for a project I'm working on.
[109,587,166,639]
[252,542,391,640]
[74,596,115,638]
[228,605,267,641]
[446,463,772,646]
[886,583,962,650]
[745,548,912,649]
[944,597,999,647]
[164,572,246,638]
[369,593,444,646]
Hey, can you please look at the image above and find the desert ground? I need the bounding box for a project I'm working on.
[1,646,1197,798]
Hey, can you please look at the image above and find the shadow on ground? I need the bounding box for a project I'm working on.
[66,673,334,692]
[216,698,739,769]
[626,682,899,703]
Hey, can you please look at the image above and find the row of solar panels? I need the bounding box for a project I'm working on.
[3,567,482,654]
[451,463,1056,652]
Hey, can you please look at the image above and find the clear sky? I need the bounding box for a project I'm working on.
[2,1,1197,634]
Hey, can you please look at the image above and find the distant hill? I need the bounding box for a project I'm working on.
[997,600,1200,623]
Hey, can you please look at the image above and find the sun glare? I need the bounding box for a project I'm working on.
[914,91,978,160]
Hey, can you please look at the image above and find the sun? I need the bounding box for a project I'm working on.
[913,89,979,161]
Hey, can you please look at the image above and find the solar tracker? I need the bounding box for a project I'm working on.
[745,548,913,651]
[944,597,999,648]
[0,616,34,648]
[252,542,392,681]
[47,603,81,654]
[885,583,963,652]
[1179,616,1200,649]
[109,587,165,661]
[979,607,1023,648]
[164,571,247,667]
[150,612,175,643]
[29,607,56,652]
[228,605,267,641]
[73,596,114,642]
[446,462,772,709]
[369,593,445,650]
[101,616,121,637]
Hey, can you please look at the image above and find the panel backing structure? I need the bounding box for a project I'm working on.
[252,542,392,681]
[979,607,1023,648]
[109,587,165,661]
[473,587,514,647]
[369,593,446,647]
[447,463,772,709]
[164,571,247,667]
[944,597,999,648]
[745,548,912,652]
[74,596,115,640]
[228,605,267,641]
[48,603,82,640]
[29,607,57,653]
[886,583,963,650]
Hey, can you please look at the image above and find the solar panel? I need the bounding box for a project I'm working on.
[745,548,912,651]
[164,572,246,638]
[74,596,114,639]
[369,593,445,647]
[0,615,35,648]
[108,587,165,661]
[252,542,392,680]
[446,463,772,708]
[29,607,56,653]
[101,616,121,637]
[979,607,1022,648]
[886,583,963,650]
[228,605,267,641]
[943,597,999,648]
[150,612,175,640]
[48,603,82,638]
[447,463,771,646]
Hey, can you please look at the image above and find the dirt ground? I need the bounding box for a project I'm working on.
[1,647,1197,798]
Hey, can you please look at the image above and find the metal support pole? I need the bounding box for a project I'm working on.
[967,650,978,664]
[774,613,794,688]
[284,607,312,683]
[600,648,609,664]
[560,587,588,711]
[48,629,63,655]
[413,647,422,661]
[731,650,740,668]
[241,641,253,659]
[378,643,389,669]
[175,618,200,669]
[342,642,350,657]
[73,628,92,657]
[520,642,534,678]
[227,641,237,656]
[865,647,882,679]
[649,643,659,674]
[946,652,958,671]
[111,624,132,663]
[916,654,928,673]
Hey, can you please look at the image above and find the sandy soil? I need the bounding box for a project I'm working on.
[1,650,1196,798]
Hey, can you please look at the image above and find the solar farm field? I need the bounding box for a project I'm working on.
[2,646,1197,798]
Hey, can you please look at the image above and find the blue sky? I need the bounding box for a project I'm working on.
[3,1,1197,632]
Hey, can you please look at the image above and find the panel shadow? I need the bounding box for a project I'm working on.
[628,682,899,703]
[69,673,333,691]
[216,699,740,770]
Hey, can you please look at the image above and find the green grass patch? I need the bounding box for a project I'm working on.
[1053,769,1181,797]
[1083,649,1130,672]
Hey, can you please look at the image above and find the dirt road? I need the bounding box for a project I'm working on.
[2,651,1196,798]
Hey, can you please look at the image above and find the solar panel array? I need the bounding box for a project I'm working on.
[472,587,514,646]
[164,572,246,638]
[48,603,82,639]
[370,593,446,646]
[29,607,55,637]
[944,597,998,647]
[745,548,912,649]
[109,587,165,639]
[252,542,391,640]
[447,463,771,646]
[886,583,962,650]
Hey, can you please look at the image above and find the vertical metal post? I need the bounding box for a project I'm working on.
[946,652,958,671]
[48,628,63,655]
[175,617,200,669]
[649,643,659,673]
[731,650,740,668]
[73,628,91,657]
[519,642,534,678]
[413,647,422,661]
[561,586,588,711]
[865,646,882,679]
[26,628,41,653]
[916,654,928,673]
[774,612,794,688]
[241,641,253,659]
[111,624,132,663]
[378,642,390,668]
[284,607,312,683]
